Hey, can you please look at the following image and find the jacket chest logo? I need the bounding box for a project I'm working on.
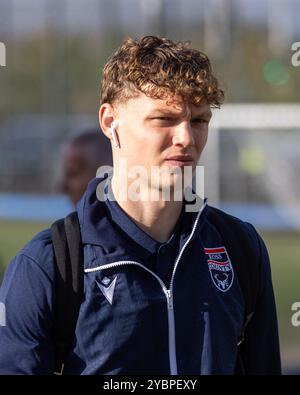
[96,275,118,305]
[204,247,234,292]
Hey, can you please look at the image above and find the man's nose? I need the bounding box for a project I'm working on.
[172,122,195,148]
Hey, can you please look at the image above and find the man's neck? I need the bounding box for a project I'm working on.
[111,176,183,243]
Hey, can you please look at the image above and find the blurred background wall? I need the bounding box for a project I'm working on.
[0,0,299,373]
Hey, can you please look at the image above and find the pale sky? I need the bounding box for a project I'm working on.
[0,0,299,37]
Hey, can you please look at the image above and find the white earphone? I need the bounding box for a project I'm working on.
[110,121,119,148]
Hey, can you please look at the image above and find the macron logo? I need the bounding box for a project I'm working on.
[96,276,118,305]
[0,302,6,326]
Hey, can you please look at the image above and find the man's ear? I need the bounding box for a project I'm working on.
[99,103,116,140]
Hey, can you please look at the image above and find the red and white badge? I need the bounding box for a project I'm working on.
[204,246,234,292]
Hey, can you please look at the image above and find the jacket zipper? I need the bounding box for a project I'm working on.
[164,288,176,374]
[165,200,206,374]
[84,201,207,375]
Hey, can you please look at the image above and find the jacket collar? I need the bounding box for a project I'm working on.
[77,176,208,263]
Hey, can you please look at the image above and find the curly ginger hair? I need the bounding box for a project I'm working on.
[100,35,224,108]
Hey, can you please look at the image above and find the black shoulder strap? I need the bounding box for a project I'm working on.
[207,207,261,340]
[51,211,84,375]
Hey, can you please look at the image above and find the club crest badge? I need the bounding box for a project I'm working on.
[204,247,234,292]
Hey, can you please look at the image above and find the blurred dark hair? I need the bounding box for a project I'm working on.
[68,128,113,168]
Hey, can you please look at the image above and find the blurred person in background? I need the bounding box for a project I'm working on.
[58,129,113,206]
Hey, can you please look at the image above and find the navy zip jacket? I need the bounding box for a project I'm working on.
[0,177,281,375]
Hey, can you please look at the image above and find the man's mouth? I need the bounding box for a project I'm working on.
[164,155,194,167]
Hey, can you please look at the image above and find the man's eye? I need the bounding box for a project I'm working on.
[192,119,208,124]
[156,117,173,121]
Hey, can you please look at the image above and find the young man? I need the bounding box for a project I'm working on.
[0,36,281,375]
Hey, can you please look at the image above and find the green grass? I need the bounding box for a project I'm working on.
[0,220,50,279]
[261,232,300,362]
[0,221,299,368]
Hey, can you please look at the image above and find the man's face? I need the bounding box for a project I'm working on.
[58,144,95,205]
[114,93,212,192]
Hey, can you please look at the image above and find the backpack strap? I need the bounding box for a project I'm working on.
[51,212,84,375]
[207,207,261,343]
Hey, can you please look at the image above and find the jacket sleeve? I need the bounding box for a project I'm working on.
[238,224,281,375]
[0,251,55,374]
